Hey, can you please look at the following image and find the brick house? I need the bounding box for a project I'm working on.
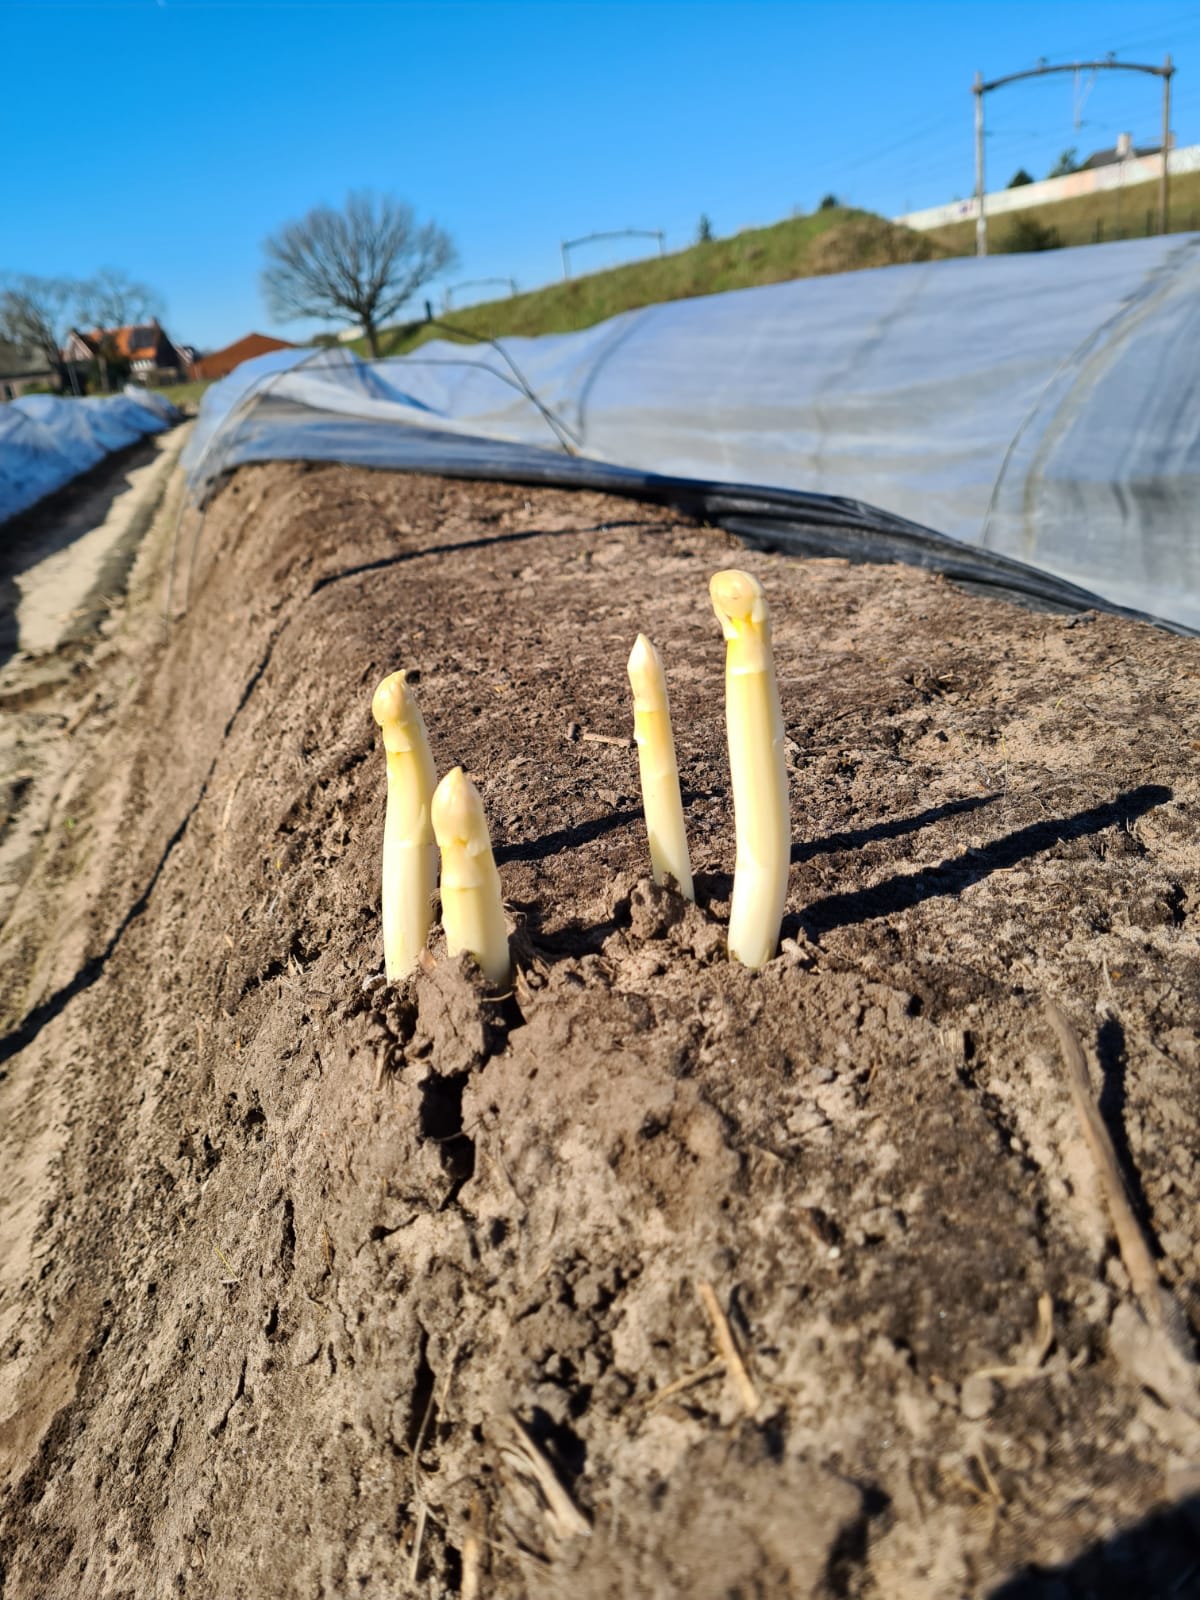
[191,332,297,382]
[63,319,186,385]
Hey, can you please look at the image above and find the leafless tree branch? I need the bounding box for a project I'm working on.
[79,268,165,330]
[260,191,458,356]
[0,275,84,387]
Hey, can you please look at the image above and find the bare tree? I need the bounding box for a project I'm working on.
[261,192,457,356]
[0,275,83,390]
[79,267,165,330]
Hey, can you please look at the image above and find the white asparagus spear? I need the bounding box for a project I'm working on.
[431,766,511,987]
[709,569,790,968]
[371,671,438,982]
[627,633,693,900]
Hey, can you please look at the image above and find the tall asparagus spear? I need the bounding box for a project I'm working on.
[371,671,438,982]
[710,569,790,968]
[627,633,693,900]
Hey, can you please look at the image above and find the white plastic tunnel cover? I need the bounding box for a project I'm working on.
[181,232,1200,633]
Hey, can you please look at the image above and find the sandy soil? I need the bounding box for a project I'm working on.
[1,425,190,661]
[1,461,1198,1598]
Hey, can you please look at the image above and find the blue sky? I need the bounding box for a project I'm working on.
[3,0,1198,349]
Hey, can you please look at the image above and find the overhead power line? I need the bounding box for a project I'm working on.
[971,55,1176,256]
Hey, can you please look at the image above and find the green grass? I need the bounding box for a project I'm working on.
[158,178,1200,391]
[359,208,955,357]
[154,379,212,409]
[928,168,1200,254]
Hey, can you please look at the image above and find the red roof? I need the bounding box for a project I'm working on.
[193,333,297,382]
[81,321,165,361]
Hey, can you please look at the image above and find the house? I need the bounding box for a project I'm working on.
[0,340,54,400]
[191,333,297,382]
[1079,132,1168,171]
[63,319,186,385]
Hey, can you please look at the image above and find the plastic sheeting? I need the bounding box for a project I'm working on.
[183,233,1200,631]
[1,387,180,526]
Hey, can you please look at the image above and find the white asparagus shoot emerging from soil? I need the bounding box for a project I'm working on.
[372,671,438,982]
[627,633,694,900]
[431,766,511,987]
[710,569,790,968]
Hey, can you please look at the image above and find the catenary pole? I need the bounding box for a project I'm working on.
[1161,54,1173,233]
[974,71,987,257]
[972,56,1177,257]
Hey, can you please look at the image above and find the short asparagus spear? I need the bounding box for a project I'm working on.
[627,633,693,900]
[371,671,438,982]
[710,569,790,968]
[431,766,511,987]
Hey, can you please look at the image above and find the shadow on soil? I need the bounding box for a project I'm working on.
[1096,1010,1160,1242]
[0,783,1173,1075]
[494,806,642,867]
[791,792,1000,864]
[987,1491,1200,1598]
[791,785,1171,940]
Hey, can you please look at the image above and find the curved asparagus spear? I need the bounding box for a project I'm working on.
[431,766,511,987]
[710,569,790,968]
[627,633,693,899]
[371,671,438,982]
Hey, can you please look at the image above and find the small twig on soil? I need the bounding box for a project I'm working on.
[460,1493,485,1600]
[409,1341,457,1584]
[636,1356,725,1413]
[494,1411,591,1541]
[1046,1000,1200,1428]
[1045,999,1163,1328]
[220,773,244,833]
[211,1243,237,1280]
[974,1441,1004,1506]
[461,1532,482,1600]
[939,1464,992,1505]
[698,1281,760,1415]
[64,689,101,737]
[581,731,634,749]
[972,1292,1054,1383]
[409,1504,429,1587]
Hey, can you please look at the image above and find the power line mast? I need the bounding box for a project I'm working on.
[971,54,1175,257]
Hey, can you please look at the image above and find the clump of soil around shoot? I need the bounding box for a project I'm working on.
[1,462,1199,1598]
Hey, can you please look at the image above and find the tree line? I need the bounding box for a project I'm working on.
[0,269,165,391]
[3,193,457,394]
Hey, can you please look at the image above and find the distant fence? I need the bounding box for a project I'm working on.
[1086,208,1200,243]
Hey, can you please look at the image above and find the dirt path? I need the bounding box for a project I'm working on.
[1,462,1198,1598]
[1,423,191,661]
[0,423,191,934]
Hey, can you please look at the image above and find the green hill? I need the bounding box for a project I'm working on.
[365,208,954,357]
[181,180,1199,403]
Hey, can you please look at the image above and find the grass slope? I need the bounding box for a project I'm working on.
[929,167,1200,253]
[367,207,953,357]
[177,180,1200,390]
